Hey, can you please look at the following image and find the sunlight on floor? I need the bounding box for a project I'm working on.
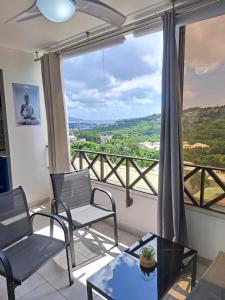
[0,204,208,299]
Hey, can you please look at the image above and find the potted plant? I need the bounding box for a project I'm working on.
[140,246,156,269]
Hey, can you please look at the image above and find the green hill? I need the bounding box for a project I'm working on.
[182,105,225,167]
[182,105,225,147]
[71,105,225,168]
[73,114,160,143]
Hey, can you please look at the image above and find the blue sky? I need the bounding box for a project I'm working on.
[62,31,163,121]
[63,14,225,121]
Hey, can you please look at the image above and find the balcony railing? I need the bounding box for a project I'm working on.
[71,150,225,213]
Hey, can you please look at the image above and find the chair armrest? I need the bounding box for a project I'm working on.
[51,198,73,226]
[91,188,116,212]
[0,250,14,283]
[30,212,70,245]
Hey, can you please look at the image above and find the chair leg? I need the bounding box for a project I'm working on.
[69,224,76,268]
[66,245,74,285]
[50,218,54,237]
[113,215,118,246]
[50,204,55,237]
[6,278,15,300]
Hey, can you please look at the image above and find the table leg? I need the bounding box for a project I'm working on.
[191,254,197,289]
[87,283,93,300]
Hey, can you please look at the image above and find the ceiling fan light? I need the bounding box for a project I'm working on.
[37,0,76,22]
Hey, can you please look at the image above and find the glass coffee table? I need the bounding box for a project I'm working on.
[87,233,197,300]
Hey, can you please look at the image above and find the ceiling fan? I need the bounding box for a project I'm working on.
[7,0,126,27]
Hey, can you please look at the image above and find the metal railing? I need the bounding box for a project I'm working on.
[71,150,225,212]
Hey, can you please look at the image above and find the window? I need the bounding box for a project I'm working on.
[62,31,163,194]
[63,32,163,158]
[183,14,225,210]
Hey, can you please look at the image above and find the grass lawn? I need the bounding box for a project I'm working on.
[194,187,225,204]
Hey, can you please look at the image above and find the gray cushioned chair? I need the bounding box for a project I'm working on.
[50,169,118,267]
[0,186,74,300]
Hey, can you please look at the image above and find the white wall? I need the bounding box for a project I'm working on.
[0,46,50,205]
[93,181,225,261]
[93,181,158,236]
[186,206,225,261]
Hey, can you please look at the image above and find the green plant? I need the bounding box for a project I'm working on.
[140,247,155,260]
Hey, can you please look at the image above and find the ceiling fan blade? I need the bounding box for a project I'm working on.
[76,0,126,27]
[5,2,42,23]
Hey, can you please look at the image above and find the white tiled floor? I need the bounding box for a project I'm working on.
[0,204,209,300]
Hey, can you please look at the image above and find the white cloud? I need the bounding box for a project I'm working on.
[107,72,162,97]
[64,79,87,92]
[72,88,103,102]
[133,97,153,105]
[142,53,162,70]
[63,31,163,120]
[185,14,225,74]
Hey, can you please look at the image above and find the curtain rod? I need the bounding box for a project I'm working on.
[53,0,220,55]
[55,18,161,55]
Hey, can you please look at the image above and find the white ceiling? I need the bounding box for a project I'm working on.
[0,0,171,53]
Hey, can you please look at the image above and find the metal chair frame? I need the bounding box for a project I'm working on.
[51,170,118,268]
[0,188,74,300]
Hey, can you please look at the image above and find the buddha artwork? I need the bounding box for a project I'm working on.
[13,84,40,126]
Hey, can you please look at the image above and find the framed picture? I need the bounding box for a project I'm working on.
[12,83,41,126]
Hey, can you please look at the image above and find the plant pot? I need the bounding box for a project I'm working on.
[140,255,156,269]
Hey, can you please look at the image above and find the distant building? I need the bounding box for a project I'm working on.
[69,135,86,144]
[140,142,160,151]
[69,135,77,144]
[100,135,113,144]
[77,138,86,143]
[183,142,209,149]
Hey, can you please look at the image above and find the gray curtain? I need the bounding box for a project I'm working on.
[41,53,71,174]
[158,10,187,244]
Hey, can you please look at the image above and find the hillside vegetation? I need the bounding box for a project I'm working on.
[71,114,160,160]
[182,105,225,167]
[71,105,225,168]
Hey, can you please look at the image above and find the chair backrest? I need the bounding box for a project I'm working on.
[0,186,33,249]
[51,169,92,211]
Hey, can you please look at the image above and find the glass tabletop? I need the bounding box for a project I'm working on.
[87,233,197,300]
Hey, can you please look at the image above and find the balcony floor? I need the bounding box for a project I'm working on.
[0,203,209,300]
